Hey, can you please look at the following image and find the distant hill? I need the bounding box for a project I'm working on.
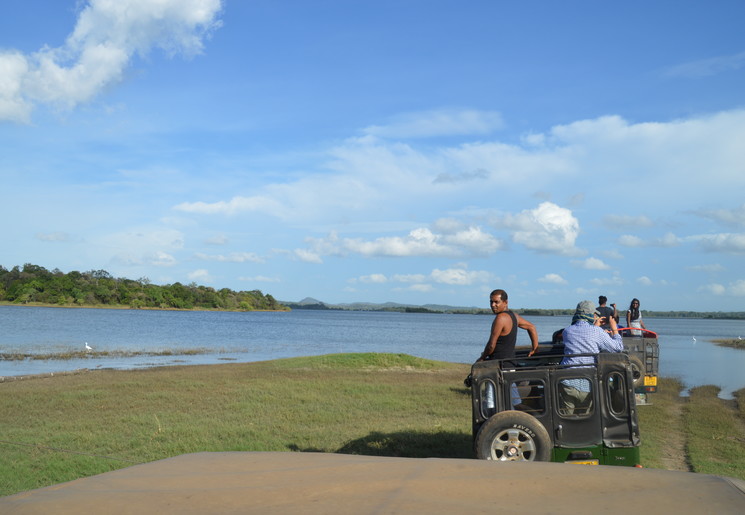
[281,298,488,314]
[279,298,745,319]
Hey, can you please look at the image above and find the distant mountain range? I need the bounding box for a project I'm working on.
[281,297,486,313]
[279,298,745,319]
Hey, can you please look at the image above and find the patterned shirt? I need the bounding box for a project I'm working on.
[561,321,624,392]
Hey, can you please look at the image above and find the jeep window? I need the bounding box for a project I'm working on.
[480,379,497,418]
[607,372,627,415]
[557,378,593,417]
[509,380,546,415]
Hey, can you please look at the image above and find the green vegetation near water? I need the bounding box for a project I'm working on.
[712,338,745,350]
[0,263,286,311]
[2,354,744,497]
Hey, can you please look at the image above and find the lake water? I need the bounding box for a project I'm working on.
[1,306,744,398]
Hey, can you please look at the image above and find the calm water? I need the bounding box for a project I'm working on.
[1,306,744,397]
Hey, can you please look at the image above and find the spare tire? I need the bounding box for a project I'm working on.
[628,355,645,390]
[474,411,551,461]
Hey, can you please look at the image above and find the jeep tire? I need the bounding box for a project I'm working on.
[474,411,551,461]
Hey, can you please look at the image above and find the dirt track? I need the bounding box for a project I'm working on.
[3,452,744,514]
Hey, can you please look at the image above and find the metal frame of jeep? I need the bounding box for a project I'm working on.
[469,352,641,466]
[546,327,660,404]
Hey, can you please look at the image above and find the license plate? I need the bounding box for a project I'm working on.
[565,460,599,465]
[644,376,657,386]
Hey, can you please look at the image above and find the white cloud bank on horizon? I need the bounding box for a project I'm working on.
[0,0,223,123]
[173,109,745,224]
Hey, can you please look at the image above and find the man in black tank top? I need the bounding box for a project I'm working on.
[477,289,539,362]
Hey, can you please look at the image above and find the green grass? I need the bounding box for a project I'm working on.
[711,338,745,350]
[1,353,744,497]
[637,378,687,470]
[0,354,471,495]
[683,385,745,479]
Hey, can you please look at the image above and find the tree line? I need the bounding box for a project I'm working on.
[0,263,287,311]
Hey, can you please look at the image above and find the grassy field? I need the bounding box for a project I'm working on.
[1,353,744,496]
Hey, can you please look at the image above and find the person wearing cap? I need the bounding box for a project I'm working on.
[559,300,623,414]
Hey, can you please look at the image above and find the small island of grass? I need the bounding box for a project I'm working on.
[712,338,745,350]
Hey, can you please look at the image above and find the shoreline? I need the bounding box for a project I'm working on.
[0,301,289,313]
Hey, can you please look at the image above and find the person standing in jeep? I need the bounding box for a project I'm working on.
[596,295,618,331]
[476,289,539,362]
[559,300,624,413]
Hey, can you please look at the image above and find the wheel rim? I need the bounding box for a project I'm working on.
[489,428,537,461]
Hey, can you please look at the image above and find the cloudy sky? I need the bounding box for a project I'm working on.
[1,0,744,311]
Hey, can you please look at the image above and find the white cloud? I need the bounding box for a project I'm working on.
[502,202,580,255]
[543,111,745,194]
[392,273,428,283]
[174,195,284,217]
[687,263,725,273]
[637,276,653,286]
[302,224,503,259]
[171,111,745,239]
[35,232,70,242]
[362,108,503,139]
[430,267,492,286]
[187,268,212,282]
[351,267,492,288]
[0,0,223,122]
[700,280,745,296]
[102,227,184,269]
[539,273,568,285]
[359,274,388,284]
[433,168,490,184]
[618,235,644,247]
[574,257,610,270]
[590,276,623,286]
[700,283,726,295]
[731,280,745,296]
[695,233,745,254]
[618,232,681,248]
[603,214,654,229]
[205,234,228,245]
[693,204,745,228]
[239,275,279,283]
[663,51,745,78]
[135,251,177,267]
[293,248,323,264]
[0,52,32,122]
[194,252,264,263]
[407,283,434,293]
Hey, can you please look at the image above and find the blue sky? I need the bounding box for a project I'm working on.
[1,0,744,311]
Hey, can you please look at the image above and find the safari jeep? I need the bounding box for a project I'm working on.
[618,328,659,404]
[467,352,641,466]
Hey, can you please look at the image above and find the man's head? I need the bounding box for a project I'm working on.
[574,300,600,323]
[489,289,508,314]
[598,295,607,306]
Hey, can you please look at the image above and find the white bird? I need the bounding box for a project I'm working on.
[85,342,92,351]
[738,336,742,341]
[692,336,696,343]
